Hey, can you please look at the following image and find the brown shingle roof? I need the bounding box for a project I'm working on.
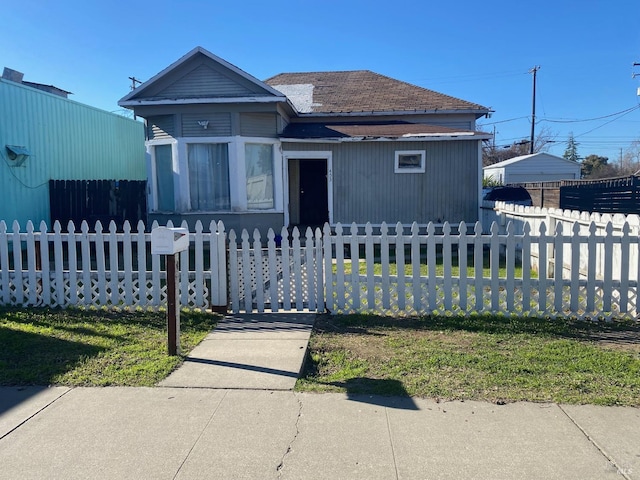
[265,70,488,114]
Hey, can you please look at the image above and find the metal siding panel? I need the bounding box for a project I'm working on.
[240,113,277,137]
[148,115,175,139]
[0,79,145,227]
[181,112,231,136]
[158,64,255,99]
[282,140,479,224]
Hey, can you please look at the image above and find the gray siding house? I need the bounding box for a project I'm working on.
[119,47,490,233]
[484,152,582,184]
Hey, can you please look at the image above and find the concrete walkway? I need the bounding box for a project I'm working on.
[159,312,316,390]
[0,312,639,479]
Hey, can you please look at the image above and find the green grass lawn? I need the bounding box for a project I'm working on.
[336,249,535,279]
[297,314,640,406]
[0,307,220,386]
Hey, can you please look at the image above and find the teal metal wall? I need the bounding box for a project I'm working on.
[0,78,146,227]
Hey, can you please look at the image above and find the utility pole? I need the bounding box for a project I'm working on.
[529,66,540,155]
[128,76,143,120]
[128,76,142,90]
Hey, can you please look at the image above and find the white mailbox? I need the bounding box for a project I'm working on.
[151,227,189,255]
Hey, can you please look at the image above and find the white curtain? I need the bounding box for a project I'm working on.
[188,144,230,211]
[245,143,274,209]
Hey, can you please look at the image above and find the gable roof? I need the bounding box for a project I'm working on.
[265,70,489,116]
[119,46,286,107]
[484,152,578,169]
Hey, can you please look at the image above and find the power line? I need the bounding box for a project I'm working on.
[479,116,530,126]
[575,107,640,139]
[541,105,640,123]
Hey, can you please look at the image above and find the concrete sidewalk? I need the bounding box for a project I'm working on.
[159,312,316,390]
[1,312,639,478]
[0,387,638,479]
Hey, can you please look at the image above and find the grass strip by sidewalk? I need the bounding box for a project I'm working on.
[297,314,640,406]
[0,307,220,386]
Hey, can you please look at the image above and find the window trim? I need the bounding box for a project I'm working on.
[394,150,426,173]
[149,140,177,212]
[244,142,275,211]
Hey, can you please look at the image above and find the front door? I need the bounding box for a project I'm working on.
[289,159,328,228]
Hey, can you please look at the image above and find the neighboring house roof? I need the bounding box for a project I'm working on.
[281,122,490,140]
[265,70,489,116]
[484,152,578,169]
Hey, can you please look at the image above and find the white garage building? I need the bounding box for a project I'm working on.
[484,152,581,184]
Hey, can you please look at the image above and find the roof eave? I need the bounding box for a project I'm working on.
[119,96,287,108]
[292,109,490,118]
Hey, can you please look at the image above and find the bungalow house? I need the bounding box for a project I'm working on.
[118,47,491,234]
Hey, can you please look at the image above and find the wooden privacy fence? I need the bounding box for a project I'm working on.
[49,180,147,230]
[0,218,638,320]
[560,175,640,215]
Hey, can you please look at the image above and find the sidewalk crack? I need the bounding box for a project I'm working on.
[172,390,228,480]
[385,407,400,480]
[276,393,303,478]
[558,404,632,480]
[0,387,74,441]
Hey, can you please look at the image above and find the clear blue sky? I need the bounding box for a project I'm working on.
[3,0,639,162]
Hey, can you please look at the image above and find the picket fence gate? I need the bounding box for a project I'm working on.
[0,218,638,320]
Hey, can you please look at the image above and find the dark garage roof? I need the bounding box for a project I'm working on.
[281,122,488,139]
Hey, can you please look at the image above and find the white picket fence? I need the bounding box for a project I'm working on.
[320,221,638,320]
[0,219,226,310]
[1,216,638,320]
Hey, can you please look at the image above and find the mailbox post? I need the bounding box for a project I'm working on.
[151,227,189,356]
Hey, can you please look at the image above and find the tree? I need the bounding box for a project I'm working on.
[563,132,579,162]
[581,155,612,178]
[618,140,640,176]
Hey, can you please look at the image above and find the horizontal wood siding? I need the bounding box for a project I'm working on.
[157,64,256,99]
[182,112,232,136]
[147,115,175,139]
[283,141,480,224]
[240,113,278,137]
[500,155,581,183]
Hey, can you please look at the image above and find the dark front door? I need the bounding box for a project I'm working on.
[297,160,328,227]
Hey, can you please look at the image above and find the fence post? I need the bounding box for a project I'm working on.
[0,222,9,305]
[11,221,24,306]
[315,227,324,312]
[546,212,556,274]
[26,221,38,306]
[323,223,334,313]
[209,220,228,314]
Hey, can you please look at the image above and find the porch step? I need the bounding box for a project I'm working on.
[158,312,316,390]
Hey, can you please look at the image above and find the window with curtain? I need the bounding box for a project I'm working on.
[245,143,274,209]
[187,143,230,211]
[154,144,174,211]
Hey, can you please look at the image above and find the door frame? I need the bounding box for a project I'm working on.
[283,151,333,228]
